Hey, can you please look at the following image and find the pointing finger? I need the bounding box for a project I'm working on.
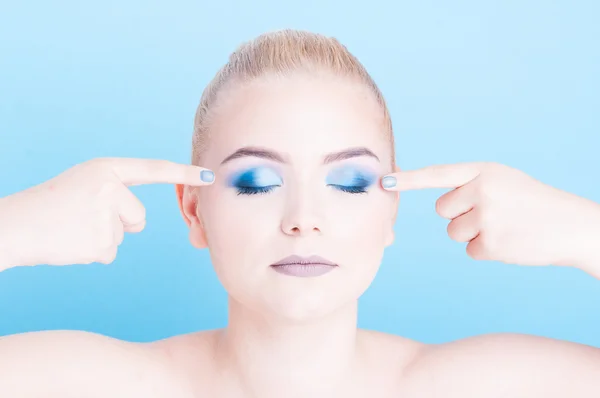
[381,163,482,192]
[101,158,215,187]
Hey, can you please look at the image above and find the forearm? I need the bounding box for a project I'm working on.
[0,193,28,271]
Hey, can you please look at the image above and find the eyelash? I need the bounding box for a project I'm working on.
[328,184,368,194]
[236,185,368,196]
[236,186,278,195]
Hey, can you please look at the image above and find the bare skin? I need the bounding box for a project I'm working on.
[2,327,598,397]
[1,74,600,397]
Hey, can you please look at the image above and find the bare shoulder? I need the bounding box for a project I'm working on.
[148,329,222,390]
[401,333,600,398]
[149,328,221,364]
[354,328,427,394]
[0,329,193,397]
[357,328,426,363]
[150,328,221,352]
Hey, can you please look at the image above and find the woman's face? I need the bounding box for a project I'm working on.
[179,74,398,321]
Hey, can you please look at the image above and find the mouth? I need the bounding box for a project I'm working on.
[270,255,338,278]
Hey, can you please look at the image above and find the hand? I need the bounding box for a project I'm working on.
[1,158,214,267]
[382,162,600,272]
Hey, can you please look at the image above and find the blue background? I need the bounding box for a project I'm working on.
[1,1,599,345]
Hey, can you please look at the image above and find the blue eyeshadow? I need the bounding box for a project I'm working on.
[228,166,283,195]
[326,166,376,193]
[227,165,377,196]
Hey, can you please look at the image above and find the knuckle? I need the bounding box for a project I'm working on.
[446,221,458,240]
[477,208,494,229]
[136,220,147,232]
[467,238,487,260]
[481,161,499,170]
[435,191,455,218]
[99,247,118,264]
[480,161,503,173]
[100,233,114,250]
[115,226,125,246]
[447,220,470,242]
[94,214,118,248]
[435,196,447,217]
[98,181,121,197]
[126,219,147,233]
[79,160,120,197]
[122,200,146,226]
[467,245,484,260]
[479,234,499,256]
[477,178,497,201]
[136,203,147,220]
[81,158,111,175]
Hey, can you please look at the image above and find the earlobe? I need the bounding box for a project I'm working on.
[189,226,209,249]
[384,227,395,247]
[175,184,209,249]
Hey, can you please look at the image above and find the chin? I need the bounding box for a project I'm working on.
[229,285,353,323]
[258,283,363,323]
[221,265,377,323]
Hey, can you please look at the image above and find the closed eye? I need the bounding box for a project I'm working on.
[229,167,283,196]
[326,170,374,194]
[327,184,369,194]
[236,186,279,195]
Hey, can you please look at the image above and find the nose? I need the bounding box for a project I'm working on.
[281,192,324,237]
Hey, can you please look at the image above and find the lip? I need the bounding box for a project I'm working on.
[270,255,338,277]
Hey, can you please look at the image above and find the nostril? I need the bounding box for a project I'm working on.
[281,222,322,236]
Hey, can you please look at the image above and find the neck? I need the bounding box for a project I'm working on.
[216,297,359,397]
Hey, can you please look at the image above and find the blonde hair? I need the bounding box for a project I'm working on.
[192,29,394,164]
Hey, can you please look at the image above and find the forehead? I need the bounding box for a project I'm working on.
[205,74,391,165]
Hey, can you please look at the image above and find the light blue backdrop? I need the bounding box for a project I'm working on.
[1,1,599,345]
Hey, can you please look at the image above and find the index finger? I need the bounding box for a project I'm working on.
[381,163,482,191]
[103,158,215,186]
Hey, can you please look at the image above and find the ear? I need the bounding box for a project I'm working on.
[384,164,401,247]
[175,184,208,249]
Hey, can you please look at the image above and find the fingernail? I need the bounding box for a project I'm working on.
[381,175,397,189]
[200,170,215,183]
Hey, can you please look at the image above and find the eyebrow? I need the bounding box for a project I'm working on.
[221,147,285,164]
[220,146,380,165]
[323,147,380,164]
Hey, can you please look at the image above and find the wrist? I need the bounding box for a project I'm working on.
[565,202,600,278]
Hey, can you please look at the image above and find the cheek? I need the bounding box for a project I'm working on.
[321,194,387,277]
[198,185,392,272]
[326,191,390,244]
[198,188,283,263]
[322,192,391,299]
